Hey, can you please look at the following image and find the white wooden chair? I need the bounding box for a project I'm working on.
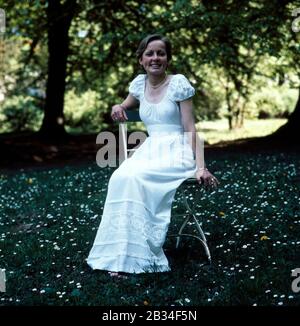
[119,110,211,264]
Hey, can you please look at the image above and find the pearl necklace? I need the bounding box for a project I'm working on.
[148,74,168,89]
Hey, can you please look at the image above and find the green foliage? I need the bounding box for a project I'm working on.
[64,89,104,133]
[249,86,298,119]
[1,0,300,133]
[0,96,43,132]
[194,86,223,121]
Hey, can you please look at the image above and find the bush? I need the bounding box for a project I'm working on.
[64,89,104,133]
[0,96,43,132]
[251,86,297,119]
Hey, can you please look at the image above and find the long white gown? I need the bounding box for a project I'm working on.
[87,74,197,273]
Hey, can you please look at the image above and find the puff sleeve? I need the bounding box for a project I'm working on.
[168,74,195,102]
[128,74,145,101]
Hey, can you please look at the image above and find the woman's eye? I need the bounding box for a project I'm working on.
[145,51,166,57]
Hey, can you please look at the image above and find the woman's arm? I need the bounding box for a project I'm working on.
[180,99,219,187]
[180,98,205,169]
[120,94,139,110]
[111,94,139,122]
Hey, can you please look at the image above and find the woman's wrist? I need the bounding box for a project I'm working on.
[197,167,207,172]
[120,104,127,110]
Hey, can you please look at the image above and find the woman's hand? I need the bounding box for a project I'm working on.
[196,168,220,188]
[111,104,128,122]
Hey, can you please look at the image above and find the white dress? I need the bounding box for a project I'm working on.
[87,74,197,273]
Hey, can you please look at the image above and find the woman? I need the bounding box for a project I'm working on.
[87,34,219,276]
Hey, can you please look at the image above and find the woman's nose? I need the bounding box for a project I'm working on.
[152,53,159,59]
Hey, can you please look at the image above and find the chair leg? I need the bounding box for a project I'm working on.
[175,213,190,248]
[174,187,211,263]
[175,213,211,263]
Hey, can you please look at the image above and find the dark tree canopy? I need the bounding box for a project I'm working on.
[1,0,299,141]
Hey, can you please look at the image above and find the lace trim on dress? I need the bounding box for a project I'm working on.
[128,74,195,102]
[87,200,171,273]
[128,74,146,100]
[168,74,195,102]
[99,204,170,252]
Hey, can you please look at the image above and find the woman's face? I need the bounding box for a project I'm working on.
[139,40,168,76]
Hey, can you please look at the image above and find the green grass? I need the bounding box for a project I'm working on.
[197,119,287,145]
[0,150,299,306]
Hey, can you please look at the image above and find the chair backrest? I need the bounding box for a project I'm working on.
[125,110,142,122]
[120,109,143,160]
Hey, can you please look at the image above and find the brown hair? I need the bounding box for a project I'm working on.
[136,34,172,61]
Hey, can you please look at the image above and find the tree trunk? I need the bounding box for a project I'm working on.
[272,87,300,142]
[225,84,233,130]
[39,0,74,139]
[237,100,246,128]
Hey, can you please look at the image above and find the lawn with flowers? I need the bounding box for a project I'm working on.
[0,150,299,306]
